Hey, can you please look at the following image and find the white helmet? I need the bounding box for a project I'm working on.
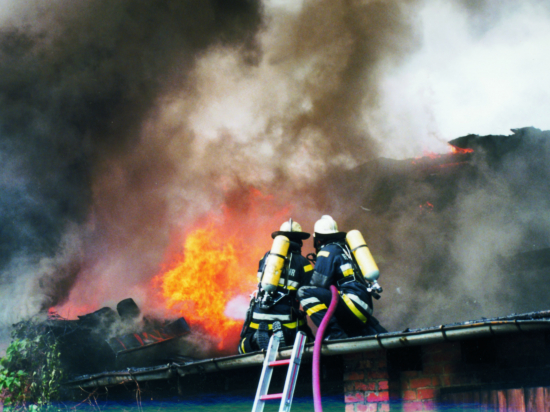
[313,215,339,235]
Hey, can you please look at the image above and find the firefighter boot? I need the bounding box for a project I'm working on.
[323,318,348,341]
[272,321,286,346]
[255,321,270,351]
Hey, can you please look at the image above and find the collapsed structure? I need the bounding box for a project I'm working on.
[43,298,191,376]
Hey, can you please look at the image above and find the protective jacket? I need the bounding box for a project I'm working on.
[311,241,373,320]
[298,237,384,339]
[239,240,313,353]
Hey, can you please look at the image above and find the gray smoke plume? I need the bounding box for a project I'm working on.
[333,128,550,331]
[0,0,263,325]
[1,0,549,356]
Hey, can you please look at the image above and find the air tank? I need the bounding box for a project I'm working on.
[346,230,379,282]
[260,235,290,293]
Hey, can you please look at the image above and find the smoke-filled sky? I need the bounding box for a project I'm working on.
[1,0,550,351]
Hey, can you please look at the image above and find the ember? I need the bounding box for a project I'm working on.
[449,145,474,155]
[419,201,434,211]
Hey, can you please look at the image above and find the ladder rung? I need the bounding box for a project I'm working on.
[252,331,307,412]
[268,359,291,367]
[260,393,283,401]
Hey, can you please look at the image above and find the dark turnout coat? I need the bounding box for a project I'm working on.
[238,240,313,353]
[298,238,385,339]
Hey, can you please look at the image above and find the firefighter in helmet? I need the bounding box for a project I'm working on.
[238,219,314,354]
[297,215,386,340]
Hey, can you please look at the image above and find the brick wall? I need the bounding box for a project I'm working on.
[344,350,390,412]
[343,331,550,411]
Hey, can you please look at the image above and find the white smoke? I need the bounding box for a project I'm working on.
[368,0,550,158]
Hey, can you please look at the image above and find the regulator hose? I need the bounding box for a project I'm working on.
[312,285,339,412]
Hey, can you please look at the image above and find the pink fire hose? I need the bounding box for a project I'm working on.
[312,285,339,412]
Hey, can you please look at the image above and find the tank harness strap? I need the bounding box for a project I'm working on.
[283,253,292,290]
[337,243,373,290]
[351,244,368,253]
[248,319,306,330]
[340,292,368,324]
[257,252,269,284]
[337,275,356,287]
[240,297,256,338]
[331,243,369,289]
[339,243,354,261]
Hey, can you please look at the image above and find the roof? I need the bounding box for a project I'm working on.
[66,310,550,389]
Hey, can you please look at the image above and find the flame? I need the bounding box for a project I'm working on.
[152,187,291,353]
[449,145,474,154]
[422,151,442,159]
[419,201,434,212]
[411,145,473,165]
[153,226,255,350]
[411,150,442,164]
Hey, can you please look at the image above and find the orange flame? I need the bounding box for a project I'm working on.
[419,201,434,212]
[153,226,255,351]
[152,187,292,353]
[411,150,442,164]
[449,145,474,154]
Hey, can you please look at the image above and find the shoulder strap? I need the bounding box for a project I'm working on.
[283,253,292,289]
[334,243,371,288]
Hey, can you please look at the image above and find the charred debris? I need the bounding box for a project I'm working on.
[29,298,190,377]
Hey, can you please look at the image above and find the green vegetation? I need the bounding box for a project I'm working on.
[0,319,64,410]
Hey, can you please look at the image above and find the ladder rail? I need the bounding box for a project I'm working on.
[278,332,307,412]
[251,331,307,412]
[251,335,281,412]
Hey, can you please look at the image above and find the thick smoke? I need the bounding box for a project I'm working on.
[0,0,425,325]
[0,0,263,325]
[1,0,550,357]
[332,128,550,331]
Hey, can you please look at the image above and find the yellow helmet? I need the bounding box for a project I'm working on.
[279,220,303,233]
[271,218,310,240]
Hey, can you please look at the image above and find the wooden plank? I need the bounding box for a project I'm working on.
[506,388,525,412]
[544,387,550,412]
[497,390,507,412]
[525,387,537,412]
[459,391,470,410]
[446,392,459,409]
[472,389,480,410]
[479,390,489,411]
[490,390,499,411]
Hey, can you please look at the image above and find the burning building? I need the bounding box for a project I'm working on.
[1,0,550,352]
[1,0,550,409]
[62,127,550,411]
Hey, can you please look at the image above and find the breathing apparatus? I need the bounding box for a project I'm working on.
[345,229,383,297]
[313,215,383,298]
[257,219,298,309]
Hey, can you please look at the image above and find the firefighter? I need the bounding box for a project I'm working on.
[298,215,386,340]
[238,219,314,354]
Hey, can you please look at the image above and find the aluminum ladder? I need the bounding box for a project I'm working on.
[251,331,307,412]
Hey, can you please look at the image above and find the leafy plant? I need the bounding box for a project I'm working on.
[0,319,64,410]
